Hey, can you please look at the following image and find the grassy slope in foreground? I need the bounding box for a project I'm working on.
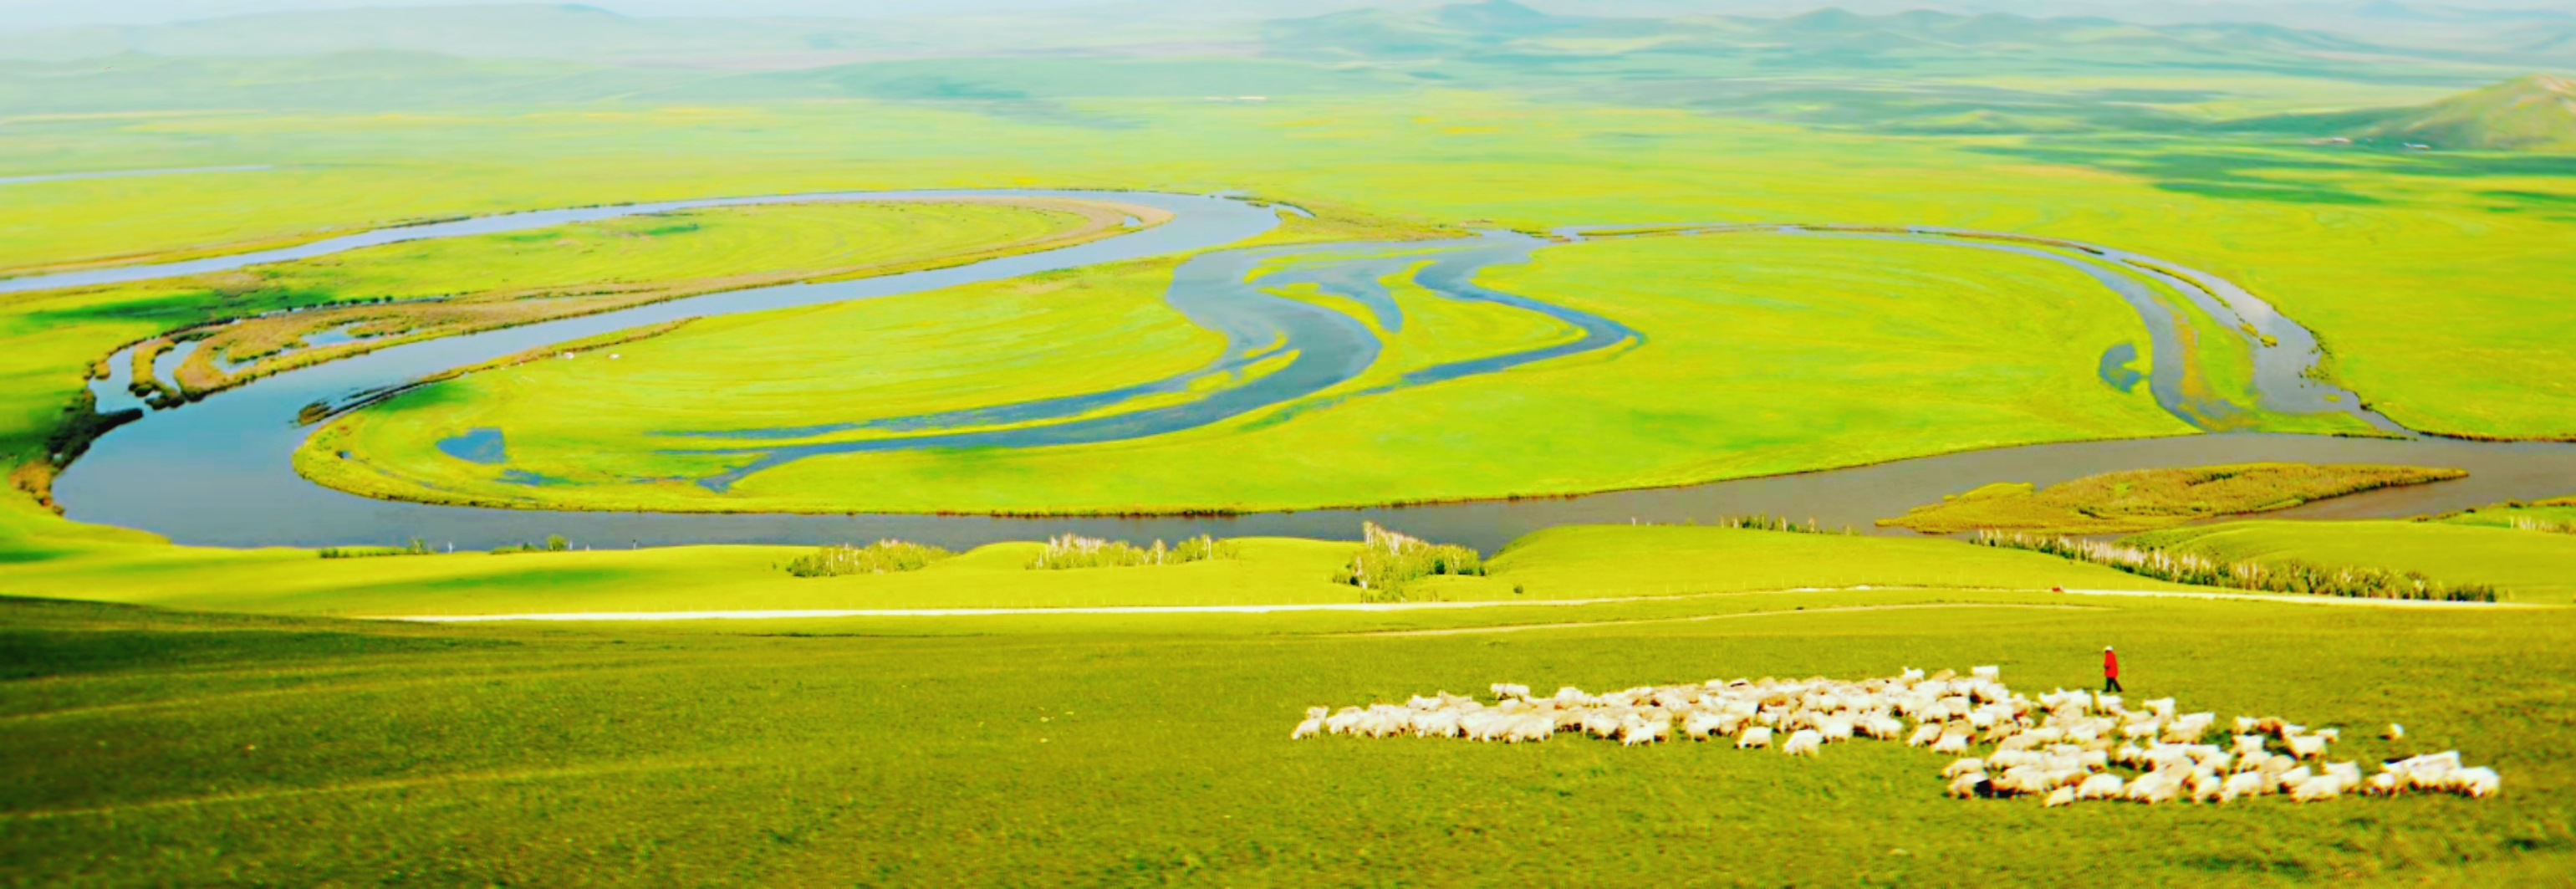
[0,199,1108,508]
[0,525,2206,618]
[2127,519,2576,602]
[3,590,2571,884]
[1880,462,2469,534]
[303,229,2192,514]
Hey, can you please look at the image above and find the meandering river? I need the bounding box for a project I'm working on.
[45,190,2576,553]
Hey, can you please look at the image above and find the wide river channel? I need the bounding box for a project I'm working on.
[38,189,2576,553]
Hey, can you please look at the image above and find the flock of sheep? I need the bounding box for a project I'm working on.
[1293,667,2502,807]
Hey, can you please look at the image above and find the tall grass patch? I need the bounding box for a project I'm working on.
[1884,463,2467,534]
[1977,530,2498,601]
[784,539,954,577]
[319,538,438,559]
[1332,522,1484,602]
[1028,534,1238,570]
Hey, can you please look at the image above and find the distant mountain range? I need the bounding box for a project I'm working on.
[1,0,2568,152]
[3,0,2566,68]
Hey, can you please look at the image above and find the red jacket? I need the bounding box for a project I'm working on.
[2104,650,2120,678]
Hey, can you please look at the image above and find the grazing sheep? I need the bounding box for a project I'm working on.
[1947,774,1989,799]
[1296,667,2499,812]
[2187,771,2227,804]
[1820,717,1856,742]
[2455,767,2501,799]
[2223,771,2268,800]
[2365,772,2401,795]
[1293,707,1328,739]
[2382,723,2405,741]
[2044,787,2077,808]
[2125,771,2186,805]
[2290,775,2342,803]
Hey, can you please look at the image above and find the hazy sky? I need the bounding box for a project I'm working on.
[3,0,2571,31]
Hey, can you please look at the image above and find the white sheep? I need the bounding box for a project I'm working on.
[2223,771,2267,799]
[1292,707,1327,739]
[1489,683,1531,702]
[1907,723,1944,747]
[1738,726,1774,748]
[1946,773,1987,798]
[2076,773,2125,800]
[2455,767,2501,798]
[2290,775,2341,803]
[1942,758,1987,779]
[1783,728,1824,757]
[2382,723,2405,741]
[1931,732,1972,755]
[1972,665,2000,681]
[2043,786,2076,807]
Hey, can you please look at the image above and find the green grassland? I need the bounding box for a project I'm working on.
[2129,520,2576,603]
[7,84,2573,447]
[1881,463,2470,534]
[0,523,2215,619]
[2,8,2573,881]
[5,580,2573,885]
[2429,497,2576,531]
[0,198,1108,508]
[302,229,2196,513]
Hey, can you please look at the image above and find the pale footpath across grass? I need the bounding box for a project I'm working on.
[3,583,2573,885]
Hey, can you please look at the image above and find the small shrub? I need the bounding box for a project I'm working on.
[786,539,954,577]
[1028,534,1239,570]
[1331,522,1484,602]
[1977,531,2500,602]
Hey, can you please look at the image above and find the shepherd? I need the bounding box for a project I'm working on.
[2102,646,2124,693]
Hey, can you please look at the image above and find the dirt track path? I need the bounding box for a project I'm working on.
[372,585,2536,623]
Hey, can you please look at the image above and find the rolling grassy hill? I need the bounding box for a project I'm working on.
[2233,73,2576,151]
[2359,73,2576,151]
